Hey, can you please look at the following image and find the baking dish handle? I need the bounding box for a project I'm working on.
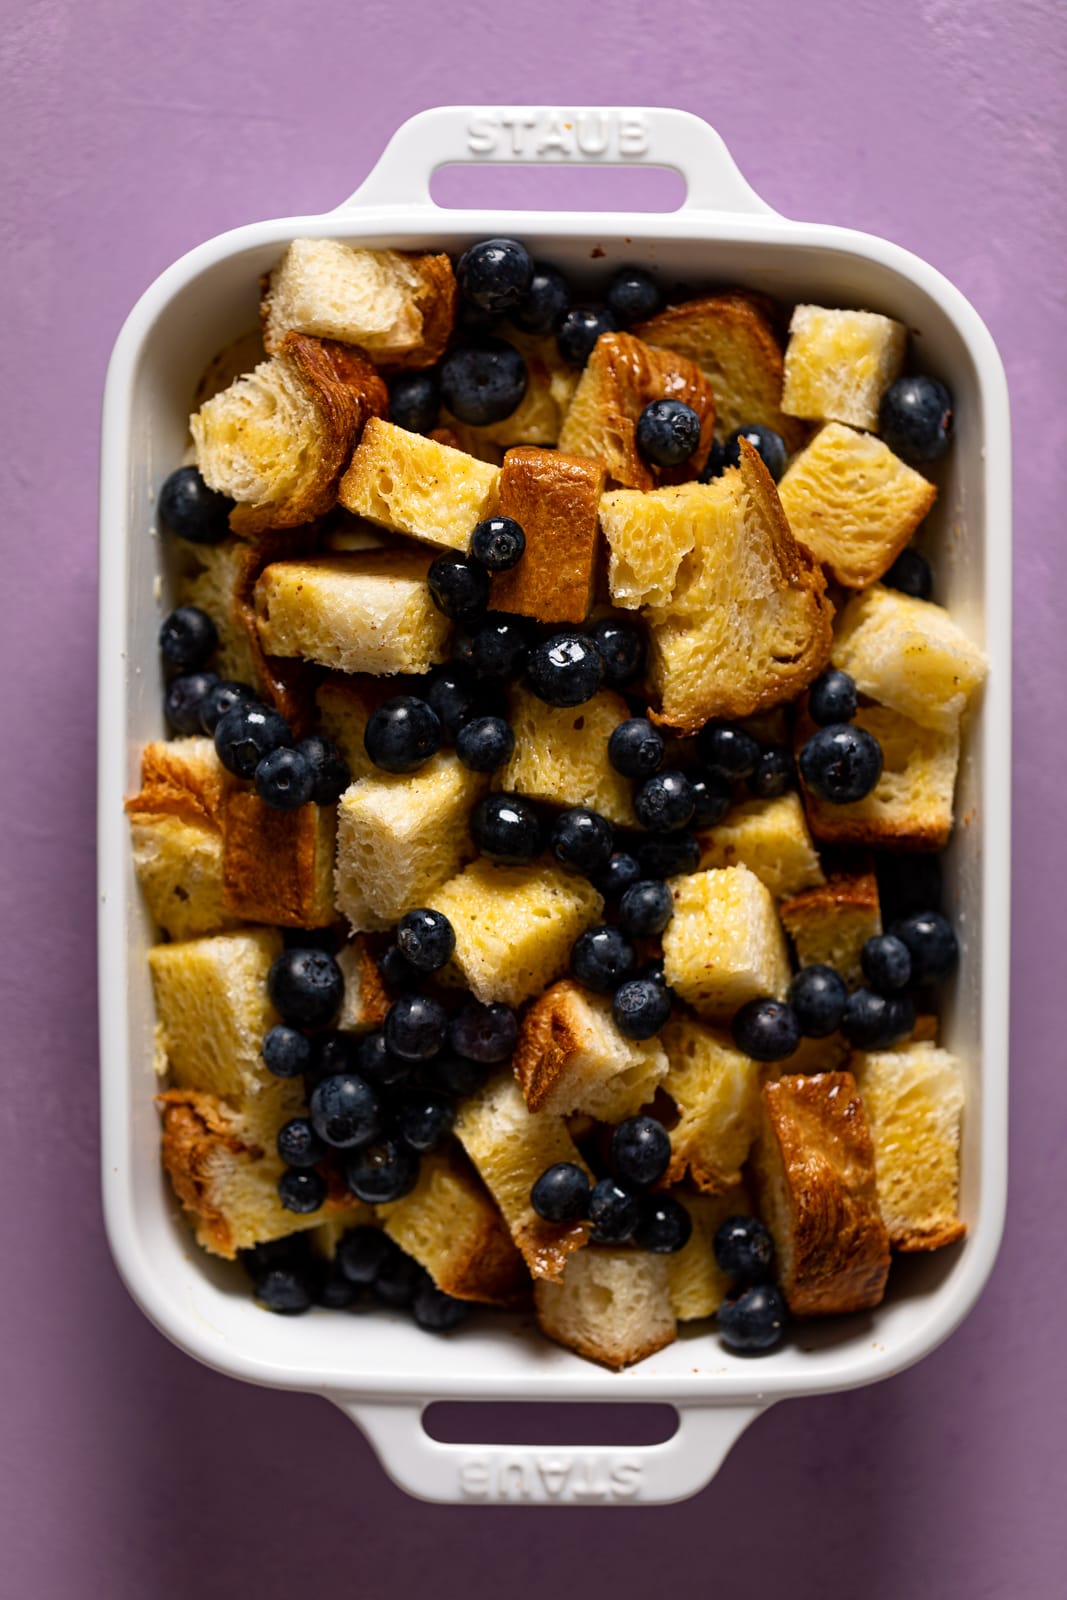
[334,1397,765,1505]
[336,105,776,217]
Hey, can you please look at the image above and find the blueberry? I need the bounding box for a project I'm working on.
[448,1000,519,1064]
[214,700,291,778]
[413,1278,471,1332]
[254,746,314,810]
[253,1267,313,1314]
[373,1242,426,1306]
[397,908,456,973]
[749,746,794,799]
[454,613,533,679]
[799,723,883,804]
[724,424,788,482]
[262,1024,312,1079]
[296,735,351,804]
[699,438,728,482]
[635,399,702,467]
[589,617,647,688]
[877,854,943,922]
[571,926,636,994]
[595,850,643,899]
[428,553,491,623]
[276,1117,325,1168]
[387,370,440,433]
[557,305,617,367]
[378,943,425,992]
[456,237,534,315]
[337,1225,392,1285]
[357,1029,414,1088]
[618,879,674,938]
[471,793,543,864]
[841,988,916,1049]
[690,773,733,827]
[526,632,604,706]
[634,770,695,831]
[470,515,526,571]
[455,715,514,773]
[718,1284,787,1353]
[198,679,256,735]
[635,831,700,879]
[240,1236,309,1278]
[696,722,760,781]
[878,375,954,464]
[346,1137,420,1204]
[159,605,217,670]
[424,664,482,738]
[364,696,442,774]
[731,998,801,1061]
[512,261,571,334]
[158,465,231,544]
[431,1055,490,1097]
[861,934,913,994]
[608,717,664,779]
[551,807,614,875]
[456,298,499,338]
[789,966,848,1038]
[268,947,344,1028]
[165,671,219,735]
[311,1031,359,1080]
[809,668,858,726]
[440,338,527,425]
[309,1073,380,1150]
[610,1116,670,1188]
[888,910,959,983]
[394,1088,455,1153]
[588,1178,642,1243]
[530,1162,591,1223]
[313,1264,361,1310]
[633,1195,692,1254]
[713,1215,775,1283]
[637,957,669,988]
[384,993,448,1062]
[278,1167,327,1214]
[611,976,672,1039]
[606,266,662,326]
[883,547,933,601]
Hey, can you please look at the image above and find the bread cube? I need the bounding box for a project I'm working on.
[779,871,882,989]
[535,1247,676,1369]
[222,793,336,928]
[774,1030,850,1077]
[667,1189,751,1321]
[454,1073,592,1281]
[149,928,282,1103]
[427,860,603,1007]
[499,687,639,826]
[334,937,389,1033]
[339,417,500,552]
[514,979,668,1119]
[782,305,907,432]
[489,446,605,624]
[777,422,937,589]
[254,550,451,676]
[126,738,235,940]
[696,793,825,900]
[852,1042,965,1250]
[662,865,791,1020]
[660,1017,762,1192]
[599,480,710,610]
[334,755,486,932]
[833,584,988,733]
[799,704,959,850]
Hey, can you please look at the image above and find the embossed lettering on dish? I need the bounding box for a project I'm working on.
[466,110,650,161]
[458,1451,642,1501]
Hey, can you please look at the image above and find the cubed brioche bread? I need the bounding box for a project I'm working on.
[431,423,504,466]
[314,674,397,781]
[454,1073,592,1281]
[535,1247,676,1369]
[222,794,336,928]
[334,937,390,1033]
[798,704,959,850]
[777,422,937,589]
[662,865,791,1020]
[852,1043,965,1250]
[376,1144,530,1305]
[149,929,282,1103]
[335,755,486,931]
[754,1072,890,1315]
[427,860,604,1007]
[489,446,605,624]
[660,1017,762,1192]
[832,584,988,733]
[696,793,826,900]
[339,417,500,551]
[632,292,806,448]
[261,240,456,367]
[499,687,639,827]
[514,980,668,1119]
[557,330,715,489]
[774,1030,851,1078]
[598,480,712,611]
[779,871,882,989]
[667,1189,751,1321]
[646,444,834,731]
[442,325,578,448]
[781,305,907,432]
[127,739,235,939]
[191,332,387,536]
[254,550,451,676]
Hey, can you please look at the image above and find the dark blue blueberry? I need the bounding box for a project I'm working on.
[471,793,543,864]
[456,297,499,337]
[254,745,314,810]
[346,1137,420,1205]
[364,695,442,774]
[589,617,647,688]
[595,850,643,899]
[608,717,664,779]
[696,722,760,781]
[387,370,440,433]
[448,1000,519,1064]
[357,1028,415,1088]
[809,668,858,726]
[454,612,533,679]
[309,1073,380,1150]
[718,1284,787,1353]
[337,1226,392,1285]
[550,807,614,875]
[724,424,788,481]
[372,1243,426,1307]
[883,547,933,600]
[789,965,848,1039]
[313,1264,361,1310]
[198,679,256,734]
[556,305,617,367]
[276,1117,325,1168]
[253,1267,313,1314]
[262,1024,312,1079]
[799,723,883,803]
[610,1116,671,1188]
[440,338,527,425]
[428,553,491,623]
[750,746,794,799]
[699,438,727,482]
[526,632,604,706]
[690,773,733,827]
[731,998,801,1061]
[214,700,291,778]
[413,1278,471,1331]
[424,664,482,738]
[277,1167,327,1214]
[633,1195,692,1254]
[530,1162,591,1223]
[861,934,913,994]
[588,1178,642,1244]
[618,879,674,938]
[165,671,219,735]
[456,237,534,314]
[378,942,425,992]
[606,266,663,326]
[634,770,695,831]
[571,925,636,994]
[394,1088,455,1153]
[397,908,456,973]
[431,1054,490,1097]
[512,261,571,334]
[841,988,916,1049]
[712,1215,775,1283]
[384,993,448,1062]
[878,375,954,464]
[635,399,702,467]
[158,465,231,544]
[296,735,351,804]
[888,910,959,983]
[635,831,700,879]
[159,605,217,670]
[455,715,514,772]
[877,852,943,922]
[268,947,344,1028]
[240,1236,308,1278]
[310,1031,359,1082]
[470,516,526,571]
[611,976,672,1039]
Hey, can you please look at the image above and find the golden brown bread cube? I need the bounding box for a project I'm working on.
[334,937,390,1034]
[696,793,826,900]
[598,480,713,612]
[221,793,336,929]
[498,687,639,827]
[832,584,988,733]
[489,446,605,624]
[660,1016,762,1193]
[781,305,907,432]
[126,739,236,940]
[535,1247,676,1369]
[339,417,500,551]
[779,871,882,989]
[514,979,668,1120]
[149,929,282,1104]
[662,865,791,1021]
[667,1189,752,1321]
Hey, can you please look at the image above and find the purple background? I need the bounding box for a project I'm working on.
[2,0,1065,1594]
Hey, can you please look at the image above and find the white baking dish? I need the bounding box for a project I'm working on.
[98,106,1011,1506]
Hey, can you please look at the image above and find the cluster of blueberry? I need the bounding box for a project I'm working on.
[530,1116,692,1254]
[712,1216,786,1353]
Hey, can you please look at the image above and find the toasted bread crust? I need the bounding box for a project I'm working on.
[379,252,457,370]
[126,739,231,828]
[489,446,606,623]
[513,978,666,1119]
[221,792,336,928]
[514,982,588,1113]
[159,1088,251,1257]
[336,936,390,1032]
[779,871,882,988]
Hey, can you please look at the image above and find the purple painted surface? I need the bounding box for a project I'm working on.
[1,0,1064,1593]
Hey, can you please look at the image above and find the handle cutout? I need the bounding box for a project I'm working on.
[423,1401,679,1447]
[429,162,687,213]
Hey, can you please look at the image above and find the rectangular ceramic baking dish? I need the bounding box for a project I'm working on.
[98,105,1011,1506]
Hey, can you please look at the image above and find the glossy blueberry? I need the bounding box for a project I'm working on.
[378,943,425,993]
[808,668,858,727]
[253,1267,312,1314]
[713,1215,775,1283]
[883,547,933,600]
[687,773,732,828]
[470,515,526,571]
[165,671,219,735]
[448,1000,519,1064]
[159,605,217,670]
[262,1024,312,1080]
[512,261,571,333]
[789,965,848,1038]
[455,715,514,773]
[799,723,883,804]
[394,1088,455,1153]
[296,735,351,805]
[364,696,442,774]
[214,700,291,778]
[876,853,943,923]
[634,831,700,879]
[731,998,801,1061]
[617,879,674,938]
[588,1178,642,1244]
[750,746,794,799]
[526,632,604,707]
[387,369,439,433]
[699,438,727,482]
[878,375,954,464]
[724,423,788,482]
[276,1117,325,1169]
[635,399,701,467]
[456,237,534,314]
[589,616,647,688]
[197,679,255,734]
[455,297,499,337]
[530,1162,591,1223]
[471,792,543,864]
[594,850,643,899]
[413,1278,471,1332]
[608,717,664,779]
[696,722,760,781]
[309,1073,380,1150]
[357,1029,414,1088]
[633,1195,692,1254]
[277,1167,327,1215]
[424,664,482,738]
[611,976,672,1039]
[313,1264,361,1310]
[268,947,344,1028]
[454,613,533,679]
[337,1226,392,1285]
[431,1054,490,1098]
[556,304,617,367]
[634,770,695,831]
[571,926,636,994]
[606,266,662,326]
[428,553,491,623]
[396,908,455,974]
[551,807,615,875]
[440,338,527,426]
[610,1115,671,1188]
[718,1284,787,1353]
[345,1137,420,1205]
[861,933,913,994]
[384,993,449,1062]
[841,988,917,1049]
[372,1242,426,1306]
[158,465,231,544]
[254,745,314,810]
[888,910,959,983]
